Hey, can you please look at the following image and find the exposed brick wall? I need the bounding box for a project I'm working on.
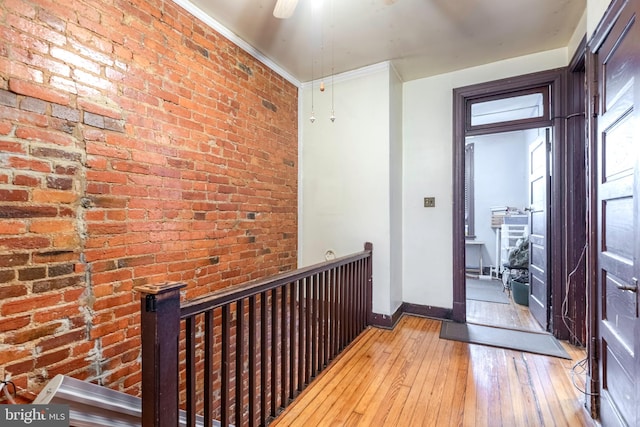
[0,0,298,401]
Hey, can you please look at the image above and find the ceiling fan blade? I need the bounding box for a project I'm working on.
[273,0,299,19]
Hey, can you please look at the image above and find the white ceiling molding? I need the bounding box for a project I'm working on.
[301,61,398,89]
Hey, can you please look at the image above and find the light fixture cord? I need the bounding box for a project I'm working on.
[310,1,315,120]
[331,0,335,119]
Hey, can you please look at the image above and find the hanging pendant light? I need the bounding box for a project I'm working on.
[310,34,316,123]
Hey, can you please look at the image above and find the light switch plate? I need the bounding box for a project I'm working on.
[424,197,435,207]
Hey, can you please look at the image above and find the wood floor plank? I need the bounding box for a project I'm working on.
[461,356,478,427]
[272,327,383,426]
[352,320,423,425]
[271,315,595,427]
[507,350,542,426]
[380,384,410,426]
[406,336,451,425]
[436,341,468,425]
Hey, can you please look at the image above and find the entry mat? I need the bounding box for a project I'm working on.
[466,278,509,304]
[439,321,571,359]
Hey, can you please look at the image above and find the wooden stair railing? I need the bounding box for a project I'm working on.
[136,242,373,427]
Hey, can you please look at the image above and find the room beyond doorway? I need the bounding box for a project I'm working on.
[464,128,546,333]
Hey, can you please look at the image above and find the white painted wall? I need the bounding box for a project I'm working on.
[402,48,568,309]
[299,64,397,315]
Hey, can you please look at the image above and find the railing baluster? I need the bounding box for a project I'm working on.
[221,304,230,427]
[271,288,278,417]
[204,310,214,427]
[360,260,365,331]
[288,282,296,399]
[300,276,313,384]
[236,299,244,427]
[249,296,256,427]
[340,265,346,350]
[330,267,337,361]
[316,271,327,373]
[311,274,318,375]
[185,317,196,427]
[280,284,288,408]
[260,291,268,425]
[352,263,357,339]
[359,261,364,330]
[296,279,309,391]
[347,265,353,341]
[327,269,333,362]
[353,262,359,334]
[322,271,331,367]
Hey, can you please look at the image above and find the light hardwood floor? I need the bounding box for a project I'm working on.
[271,315,593,427]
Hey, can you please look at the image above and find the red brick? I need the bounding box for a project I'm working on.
[78,99,123,119]
[0,140,26,154]
[30,219,75,234]
[1,293,62,316]
[92,293,134,313]
[46,357,93,379]
[32,275,82,293]
[15,126,76,147]
[39,329,86,352]
[35,347,70,369]
[0,315,30,333]
[32,250,76,263]
[91,269,132,286]
[0,220,27,235]
[33,303,81,323]
[9,78,69,105]
[8,155,51,173]
[0,236,50,250]
[0,346,31,366]
[13,174,40,186]
[0,120,13,135]
[5,321,63,344]
[101,331,128,350]
[18,266,46,281]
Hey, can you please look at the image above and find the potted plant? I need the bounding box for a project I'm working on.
[511,275,529,306]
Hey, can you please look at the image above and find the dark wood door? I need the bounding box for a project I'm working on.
[593,0,639,424]
[528,129,550,330]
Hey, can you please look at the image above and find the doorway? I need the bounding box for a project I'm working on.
[464,128,547,333]
[452,69,573,338]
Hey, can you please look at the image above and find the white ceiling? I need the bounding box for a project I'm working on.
[183,0,586,83]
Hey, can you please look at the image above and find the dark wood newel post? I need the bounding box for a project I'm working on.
[364,242,373,325]
[135,282,186,427]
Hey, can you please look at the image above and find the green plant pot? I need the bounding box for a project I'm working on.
[511,279,529,306]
